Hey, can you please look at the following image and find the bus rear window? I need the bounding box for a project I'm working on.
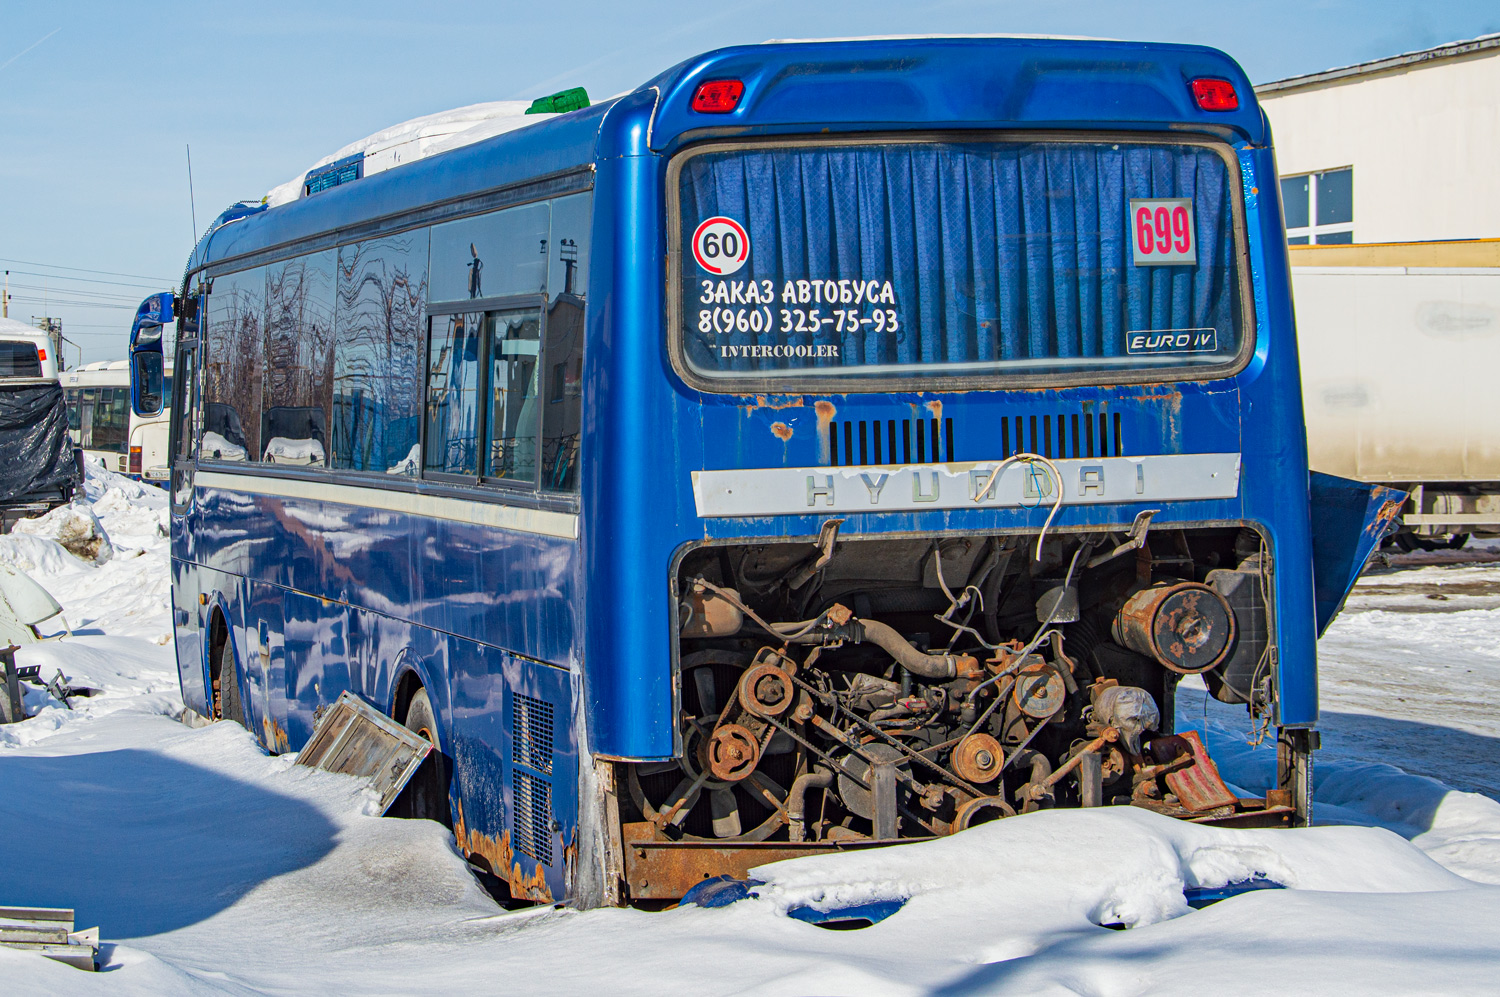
[0,341,42,378]
[674,138,1248,387]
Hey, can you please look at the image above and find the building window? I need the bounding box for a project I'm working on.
[1281,168,1353,244]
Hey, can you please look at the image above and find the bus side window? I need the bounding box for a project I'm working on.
[541,191,589,494]
[80,387,98,449]
[98,387,128,453]
[424,312,484,477]
[333,231,429,476]
[65,388,81,433]
[484,308,541,484]
[201,268,265,463]
[264,252,335,467]
[173,344,197,461]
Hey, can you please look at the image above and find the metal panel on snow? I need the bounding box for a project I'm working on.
[295,691,432,813]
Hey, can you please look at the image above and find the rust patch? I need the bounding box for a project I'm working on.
[770,421,793,442]
[1368,497,1406,538]
[745,394,806,412]
[454,801,556,904]
[262,715,289,754]
[925,399,943,419]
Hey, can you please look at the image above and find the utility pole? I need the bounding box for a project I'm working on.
[3,270,8,318]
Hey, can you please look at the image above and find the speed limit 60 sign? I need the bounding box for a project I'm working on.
[692,216,750,275]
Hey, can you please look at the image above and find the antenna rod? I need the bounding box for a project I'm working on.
[186,144,199,240]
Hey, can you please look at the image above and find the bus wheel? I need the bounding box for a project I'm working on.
[396,688,452,826]
[219,640,246,728]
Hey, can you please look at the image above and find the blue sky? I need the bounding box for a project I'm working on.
[1,0,1495,361]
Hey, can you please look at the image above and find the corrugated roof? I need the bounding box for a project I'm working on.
[1256,33,1500,96]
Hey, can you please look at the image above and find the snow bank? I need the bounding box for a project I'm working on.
[11,501,114,563]
[2,461,1500,993]
[0,461,176,750]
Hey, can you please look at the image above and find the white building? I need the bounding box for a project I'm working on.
[1257,37,1500,545]
[1257,34,1500,244]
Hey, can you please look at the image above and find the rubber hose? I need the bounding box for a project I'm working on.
[786,767,836,842]
[858,618,976,680]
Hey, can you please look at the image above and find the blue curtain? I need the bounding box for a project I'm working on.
[680,141,1239,375]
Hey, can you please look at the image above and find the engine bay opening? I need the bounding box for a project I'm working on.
[616,519,1292,899]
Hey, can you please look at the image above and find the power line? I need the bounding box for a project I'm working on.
[6,295,136,310]
[1,268,169,291]
[0,257,175,283]
[6,282,143,303]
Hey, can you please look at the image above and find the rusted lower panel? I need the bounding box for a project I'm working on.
[455,802,555,903]
[624,836,909,900]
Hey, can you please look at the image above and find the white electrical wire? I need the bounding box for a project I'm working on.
[972,452,1066,561]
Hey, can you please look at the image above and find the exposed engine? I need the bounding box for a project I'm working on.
[621,518,1279,856]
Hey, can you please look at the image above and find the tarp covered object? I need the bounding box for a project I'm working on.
[0,383,80,503]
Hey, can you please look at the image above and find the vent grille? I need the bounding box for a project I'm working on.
[828,417,954,467]
[512,694,554,775]
[1001,412,1124,460]
[511,770,553,865]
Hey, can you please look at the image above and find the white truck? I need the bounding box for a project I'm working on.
[1294,240,1500,549]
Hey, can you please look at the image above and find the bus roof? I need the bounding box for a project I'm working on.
[186,35,1259,277]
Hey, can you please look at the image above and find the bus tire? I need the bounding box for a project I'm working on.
[219,639,246,728]
[397,688,453,826]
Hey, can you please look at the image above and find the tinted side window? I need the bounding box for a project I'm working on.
[541,192,590,493]
[202,268,265,462]
[79,388,98,448]
[430,202,549,303]
[334,231,429,474]
[65,388,81,432]
[485,308,542,483]
[424,311,484,476]
[173,344,197,461]
[264,251,336,466]
[95,387,128,453]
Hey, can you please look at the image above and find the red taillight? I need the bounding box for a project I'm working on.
[37,347,46,361]
[691,79,745,114]
[129,446,142,474]
[1191,78,1239,112]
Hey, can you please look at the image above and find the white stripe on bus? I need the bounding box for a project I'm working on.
[195,471,580,539]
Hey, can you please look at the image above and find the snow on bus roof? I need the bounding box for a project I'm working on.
[264,101,556,207]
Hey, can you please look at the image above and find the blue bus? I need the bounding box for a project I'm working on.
[131,37,1398,909]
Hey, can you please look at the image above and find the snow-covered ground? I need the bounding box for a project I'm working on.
[2,472,1499,995]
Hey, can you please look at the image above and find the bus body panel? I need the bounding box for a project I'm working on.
[643,38,1267,151]
[582,96,677,760]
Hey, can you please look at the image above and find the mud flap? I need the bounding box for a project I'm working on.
[1309,472,1407,636]
[1149,731,1237,812]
